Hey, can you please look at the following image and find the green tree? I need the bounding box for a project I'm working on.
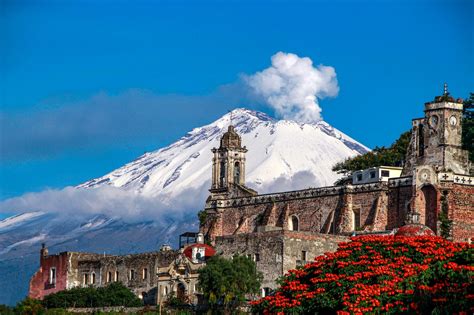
[0,304,15,315]
[41,282,142,309]
[14,297,45,315]
[462,92,474,163]
[438,191,453,240]
[198,255,263,310]
[332,131,411,176]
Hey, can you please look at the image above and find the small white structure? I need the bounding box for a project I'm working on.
[352,166,402,184]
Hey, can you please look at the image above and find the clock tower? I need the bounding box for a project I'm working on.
[208,125,257,201]
[403,84,471,180]
[402,85,472,233]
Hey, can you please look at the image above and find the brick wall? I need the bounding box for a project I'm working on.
[204,184,388,242]
[448,184,474,242]
[215,231,348,291]
[29,252,69,299]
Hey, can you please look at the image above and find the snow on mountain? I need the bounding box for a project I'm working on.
[79,108,368,197]
[0,108,368,305]
[0,212,44,230]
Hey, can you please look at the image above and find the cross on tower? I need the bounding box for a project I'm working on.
[228,109,234,126]
[443,82,448,96]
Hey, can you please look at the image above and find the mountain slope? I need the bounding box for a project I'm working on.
[79,108,367,196]
[0,108,368,305]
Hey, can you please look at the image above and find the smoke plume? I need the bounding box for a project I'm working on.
[245,52,339,123]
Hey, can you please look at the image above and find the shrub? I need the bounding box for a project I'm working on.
[42,282,142,309]
[251,235,473,314]
[15,297,45,315]
[198,255,263,310]
[0,304,15,315]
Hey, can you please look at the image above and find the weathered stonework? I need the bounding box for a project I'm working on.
[29,89,473,303]
[215,231,347,292]
[28,244,213,305]
[201,90,474,292]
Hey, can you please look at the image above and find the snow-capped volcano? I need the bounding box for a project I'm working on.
[79,108,367,197]
[0,108,368,305]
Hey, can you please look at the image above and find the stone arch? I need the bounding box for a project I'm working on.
[288,215,299,231]
[219,160,226,187]
[234,161,241,184]
[176,282,187,301]
[351,207,361,231]
[418,184,438,232]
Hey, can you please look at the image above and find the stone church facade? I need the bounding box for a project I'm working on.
[29,88,473,302]
[29,236,215,305]
[200,89,473,293]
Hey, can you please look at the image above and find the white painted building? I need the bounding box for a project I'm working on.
[352,166,402,184]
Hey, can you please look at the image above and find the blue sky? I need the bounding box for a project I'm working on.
[0,0,472,201]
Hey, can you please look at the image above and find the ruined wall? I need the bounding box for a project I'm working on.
[204,183,388,242]
[67,252,108,289]
[447,183,474,242]
[281,232,347,274]
[338,186,389,233]
[215,231,284,290]
[387,178,413,230]
[215,231,348,291]
[30,249,179,305]
[29,252,69,299]
[75,251,178,305]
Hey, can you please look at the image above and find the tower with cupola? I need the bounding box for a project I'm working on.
[209,125,257,200]
[403,84,471,180]
[402,84,472,234]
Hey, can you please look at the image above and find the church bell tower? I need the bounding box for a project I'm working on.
[403,84,471,179]
[209,125,257,199]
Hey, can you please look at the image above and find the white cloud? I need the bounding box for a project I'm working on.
[256,171,320,193]
[245,51,339,123]
[0,184,210,223]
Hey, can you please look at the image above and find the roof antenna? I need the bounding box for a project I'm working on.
[229,109,234,127]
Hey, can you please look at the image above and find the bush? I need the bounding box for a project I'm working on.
[251,235,473,314]
[42,282,142,309]
[332,131,411,176]
[198,255,263,310]
[14,297,45,315]
[0,304,15,315]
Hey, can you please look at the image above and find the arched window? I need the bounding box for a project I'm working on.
[418,124,424,157]
[289,215,299,231]
[234,161,241,184]
[91,272,96,284]
[352,208,361,231]
[107,271,112,283]
[177,283,186,300]
[220,161,226,186]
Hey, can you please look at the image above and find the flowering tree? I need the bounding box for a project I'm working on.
[251,235,473,314]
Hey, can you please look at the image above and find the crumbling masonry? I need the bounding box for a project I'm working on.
[30,89,473,302]
[200,89,473,294]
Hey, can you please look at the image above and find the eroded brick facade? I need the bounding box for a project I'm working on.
[201,90,473,291]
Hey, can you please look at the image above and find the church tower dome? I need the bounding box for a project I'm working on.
[220,125,242,149]
[209,124,257,200]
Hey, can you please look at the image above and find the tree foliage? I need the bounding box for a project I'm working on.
[462,93,474,163]
[332,131,411,176]
[438,191,453,240]
[198,255,263,310]
[41,282,142,309]
[252,235,474,314]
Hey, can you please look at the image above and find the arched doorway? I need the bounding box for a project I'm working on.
[420,185,438,232]
[234,162,241,184]
[177,283,186,301]
[288,215,299,231]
